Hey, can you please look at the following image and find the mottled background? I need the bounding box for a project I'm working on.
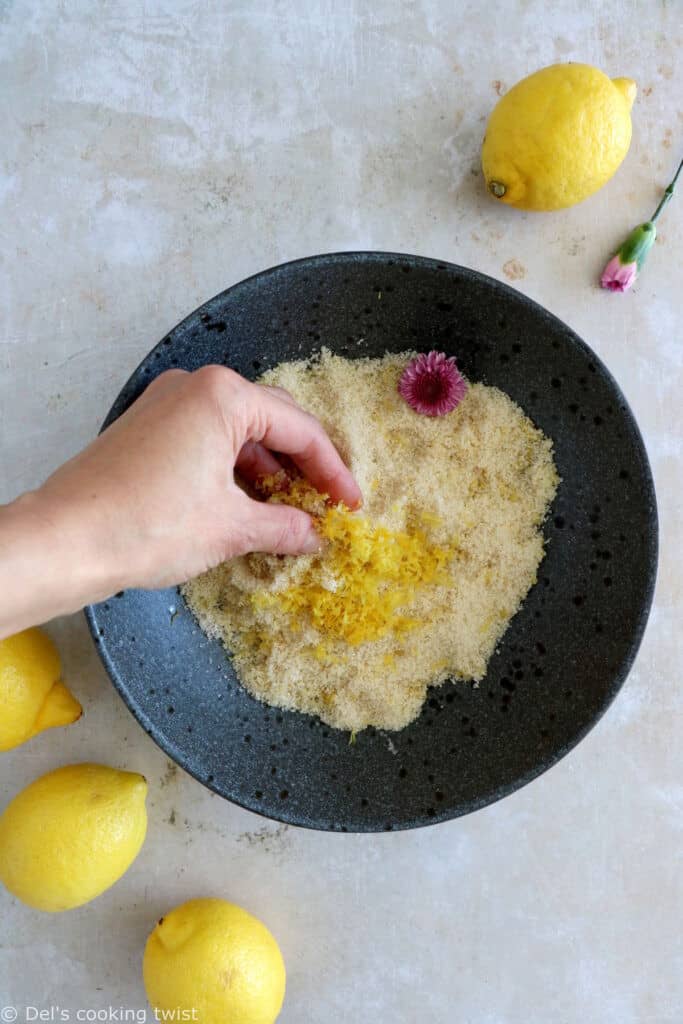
[1,1,681,1021]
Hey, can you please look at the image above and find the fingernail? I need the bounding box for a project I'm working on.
[301,528,322,554]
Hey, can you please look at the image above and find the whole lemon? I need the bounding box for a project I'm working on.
[0,763,147,911]
[481,63,636,211]
[0,628,82,751]
[144,898,286,1024]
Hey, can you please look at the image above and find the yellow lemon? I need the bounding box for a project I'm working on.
[144,898,286,1024]
[0,763,147,911]
[0,628,82,751]
[481,63,636,211]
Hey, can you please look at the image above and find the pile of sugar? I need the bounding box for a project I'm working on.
[183,350,559,733]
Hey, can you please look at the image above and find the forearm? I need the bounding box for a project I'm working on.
[0,491,124,639]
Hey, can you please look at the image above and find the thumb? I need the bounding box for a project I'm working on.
[235,496,322,556]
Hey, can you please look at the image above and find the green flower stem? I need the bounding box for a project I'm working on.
[650,156,683,224]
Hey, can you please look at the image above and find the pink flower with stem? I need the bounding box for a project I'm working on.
[601,156,682,293]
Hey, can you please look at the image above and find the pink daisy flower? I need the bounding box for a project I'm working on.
[398,351,467,417]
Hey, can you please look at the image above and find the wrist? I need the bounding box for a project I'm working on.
[0,489,126,637]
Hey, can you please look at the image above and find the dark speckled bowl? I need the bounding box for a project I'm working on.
[85,252,657,832]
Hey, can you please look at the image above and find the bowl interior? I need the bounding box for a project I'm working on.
[87,252,657,831]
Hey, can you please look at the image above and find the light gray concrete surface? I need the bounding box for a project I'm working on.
[1,2,681,1021]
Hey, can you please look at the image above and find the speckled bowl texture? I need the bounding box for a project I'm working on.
[86,252,657,832]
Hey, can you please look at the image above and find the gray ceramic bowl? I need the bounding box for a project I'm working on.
[86,252,657,832]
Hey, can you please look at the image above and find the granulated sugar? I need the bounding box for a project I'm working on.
[183,350,559,732]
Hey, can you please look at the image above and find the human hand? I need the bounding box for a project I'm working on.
[0,365,362,637]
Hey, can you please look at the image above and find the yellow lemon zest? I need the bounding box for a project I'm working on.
[252,479,458,652]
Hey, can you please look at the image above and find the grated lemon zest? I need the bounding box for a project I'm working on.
[251,478,458,652]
